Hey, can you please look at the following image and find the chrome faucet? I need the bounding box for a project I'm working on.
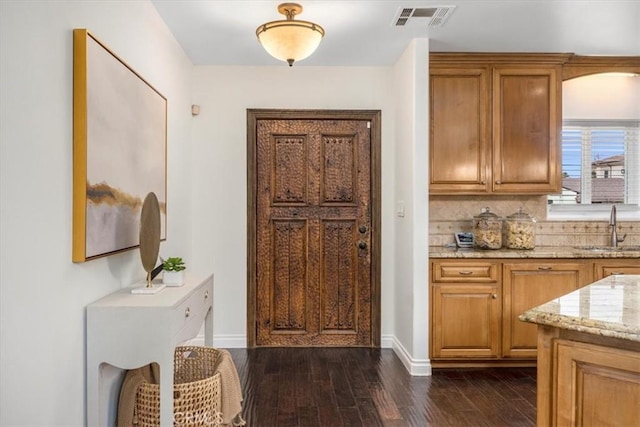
[609,205,627,247]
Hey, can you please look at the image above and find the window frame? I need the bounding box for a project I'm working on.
[548,119,640,221]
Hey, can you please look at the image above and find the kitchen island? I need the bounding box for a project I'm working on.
[520,274,640,427]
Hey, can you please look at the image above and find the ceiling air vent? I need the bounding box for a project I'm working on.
[393,6,456,28]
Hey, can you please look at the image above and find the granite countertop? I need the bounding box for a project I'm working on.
[430,245,640,258]
[519,275,640,342]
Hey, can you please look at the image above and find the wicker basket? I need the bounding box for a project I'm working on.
[134,346,222,427]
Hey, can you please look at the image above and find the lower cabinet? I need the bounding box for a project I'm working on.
[431,282,501,359]
[592,258,640,280]
[430,259,590,365]
[431,261,501,360]
[502,261,588,358]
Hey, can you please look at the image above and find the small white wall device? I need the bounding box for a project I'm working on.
[454,232,474,248]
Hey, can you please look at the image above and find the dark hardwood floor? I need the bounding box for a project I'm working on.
[227,348,537,427]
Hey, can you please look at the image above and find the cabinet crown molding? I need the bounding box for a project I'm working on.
[427,52,640,79]
[562,54,640,80]
[430,52,573,64]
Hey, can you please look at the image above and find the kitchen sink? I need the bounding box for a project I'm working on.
[574,245,640,252]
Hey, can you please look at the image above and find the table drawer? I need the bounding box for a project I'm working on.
[173,282,212,332]
[433,261,499,282]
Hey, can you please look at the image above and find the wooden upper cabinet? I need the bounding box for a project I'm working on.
[429,67,491,193]
[429,53,569,195]
[492,66,561,193]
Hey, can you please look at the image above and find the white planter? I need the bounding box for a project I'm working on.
[162,270,184,286]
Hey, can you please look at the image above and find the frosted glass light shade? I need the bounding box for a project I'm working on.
[256,20,324,66]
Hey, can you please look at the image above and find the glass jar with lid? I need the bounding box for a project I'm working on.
[505,207,536,249]
[473,207,503,249]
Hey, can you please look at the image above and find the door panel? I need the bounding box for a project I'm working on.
[321,135,357,204]
[254,116,374,347]
[271,220,307,332]
[272,135,308,204]
[321,220,357,334]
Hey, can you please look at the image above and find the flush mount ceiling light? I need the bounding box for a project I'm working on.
[256,2,325,66]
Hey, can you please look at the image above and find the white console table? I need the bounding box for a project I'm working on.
[87,274,214,426]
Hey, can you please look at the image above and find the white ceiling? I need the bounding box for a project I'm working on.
[151,0,640,66]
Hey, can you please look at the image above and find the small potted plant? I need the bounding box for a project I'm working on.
[162,257,186,286]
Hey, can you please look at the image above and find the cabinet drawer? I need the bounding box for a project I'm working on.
[601,266,640,276]
[593,260,640,280]
[433,262,499,282]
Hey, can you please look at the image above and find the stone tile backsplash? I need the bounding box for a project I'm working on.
[429,219,640,247]
[429,195,640,247]
[429,195,549,221]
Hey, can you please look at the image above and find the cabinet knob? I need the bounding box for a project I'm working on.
[492,294,498,299]
[538,266,552,271]
[458,271,473,275]
[495,180,501,185]
[185,307,190,318]
[358,241,367,250]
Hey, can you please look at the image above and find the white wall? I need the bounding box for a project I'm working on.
[189,66,398,347]
[0,1,433,422]
[563,73,640,119]
[390,40,431,375]
[562,73,640,209]
[0,1,194,425]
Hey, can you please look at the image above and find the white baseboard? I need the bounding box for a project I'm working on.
[185,333,431,376]
[381,334,394,348]
[184,334,247,348]
[214,334,247,348]
[189,334,395,350]
[391,336,432,376]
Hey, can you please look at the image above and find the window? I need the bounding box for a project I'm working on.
[549,73,639,220]
[548,120,640,219]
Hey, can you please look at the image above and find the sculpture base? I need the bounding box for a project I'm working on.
[131,284,166,295]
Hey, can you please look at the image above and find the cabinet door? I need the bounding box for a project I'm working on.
[555,340,640,427]
[431,283,500,359]
[492,66,561,193]
[593,259,640,280]
[429,67,491,193]
[502,261,587,358]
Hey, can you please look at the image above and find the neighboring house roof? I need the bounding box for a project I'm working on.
[592,154,624,167]
[562,178,581,194]
[561,177,624,203]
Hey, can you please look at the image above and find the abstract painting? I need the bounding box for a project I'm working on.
[72,29,166,262]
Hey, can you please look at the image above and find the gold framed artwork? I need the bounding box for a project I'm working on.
[72,29,167,262]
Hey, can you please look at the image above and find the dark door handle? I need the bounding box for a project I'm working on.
[358,241,367,250]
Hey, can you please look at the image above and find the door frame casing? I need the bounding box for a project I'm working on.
[247,109,382,348]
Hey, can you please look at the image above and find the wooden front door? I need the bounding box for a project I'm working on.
[248,110,380,347]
